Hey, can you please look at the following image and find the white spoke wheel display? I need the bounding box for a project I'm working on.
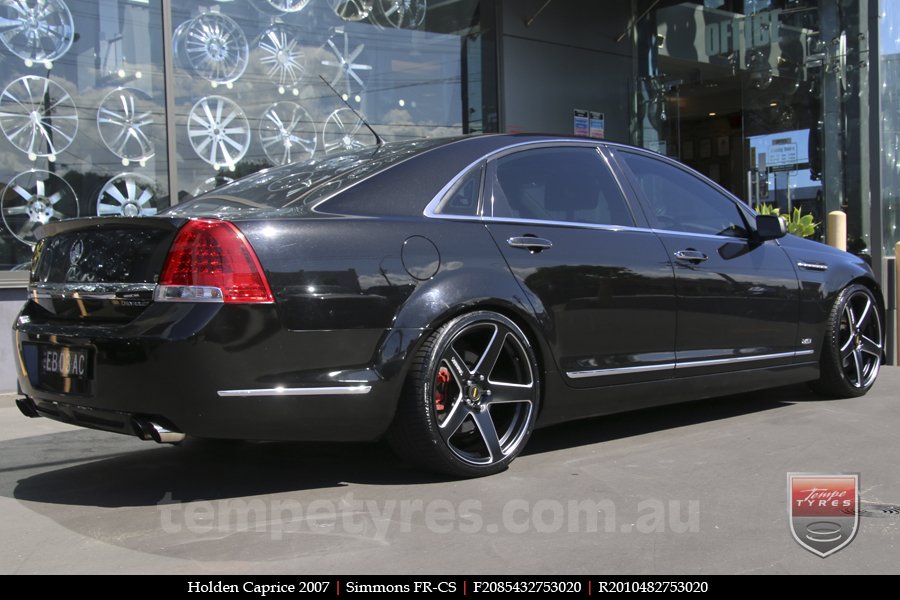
[177,12,248,84]
[187,95,251,169]
[372,0,426,29]
[0,75,77,158]
[96,173,159,217]
[257,23,305,92]
[0,0,74,64]
[250,0,310,14]
[810,284,883,398]
[1,169,78,245]
[321,29,372,96]
[322,107,373,154]
[330,0,373,22]
[259,101,316,165]
[387,311,540,477]
[96,87,156,163]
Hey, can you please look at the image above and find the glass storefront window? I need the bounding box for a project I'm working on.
[632,0,871,251]
[0,0,169,271]
[880,1,900,256]
[0,0,496,275]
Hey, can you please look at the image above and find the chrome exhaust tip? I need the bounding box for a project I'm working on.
[15,397,40,418]
[132,417,185,444]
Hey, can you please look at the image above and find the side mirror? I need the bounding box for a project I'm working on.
[754,214,786,242]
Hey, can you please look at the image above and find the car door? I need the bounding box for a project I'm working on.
[482,143,677,384]
[611,148,802,376]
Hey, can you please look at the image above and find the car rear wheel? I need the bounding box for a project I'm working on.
[388,311,540,477]
[809,284,883,398]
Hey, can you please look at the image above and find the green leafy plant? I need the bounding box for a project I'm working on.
[757,204,818,238]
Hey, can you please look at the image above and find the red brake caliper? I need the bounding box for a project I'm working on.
[434,367,451,412]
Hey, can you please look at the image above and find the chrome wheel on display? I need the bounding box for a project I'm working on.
[322,107,372,154]
[1,169,77,244]
[259,101,316,165]
[96,88,156,164]
[321,29,371,96]
[330,0,373,22]
[371,0,426,29]
[0,0,74,65]
[388,311,541,477]
[0,75,77,158]
[250,0,310,14]
[177,12,248,85]
[96,173,159,217]
[187,95,251,169]
[257,23,305,93]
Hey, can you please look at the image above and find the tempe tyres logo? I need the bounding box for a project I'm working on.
[788,473,858,557]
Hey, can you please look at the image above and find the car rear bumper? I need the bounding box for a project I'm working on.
[13,301,405,442]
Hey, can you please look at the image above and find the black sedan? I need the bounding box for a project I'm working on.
[13,134,884,477]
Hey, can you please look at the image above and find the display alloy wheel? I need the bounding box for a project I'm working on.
[250,0,310,14]
[322,107,372,153]
[257,22,305,93]
[259,101,316,165]
[187,95,250,169]
[178,12,248,85]
[1,169,77,244]
[96,87,156,164]
[0,0,75,66]
[388,311,540,477]
[0,75,77,159]
[371,0,426,30]
[96,173,158,217]
[330,0,373,22]
[810,284,883,398]
[321,29,371,96]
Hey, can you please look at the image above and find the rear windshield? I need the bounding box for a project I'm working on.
[164,138,453,217]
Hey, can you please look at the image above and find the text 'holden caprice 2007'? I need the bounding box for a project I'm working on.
[13,134,884,477]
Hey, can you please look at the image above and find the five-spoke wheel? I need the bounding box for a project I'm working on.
[389,311,540,477]
[810,284,883,398]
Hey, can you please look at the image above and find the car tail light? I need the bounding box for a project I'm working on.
[156,219,274,304]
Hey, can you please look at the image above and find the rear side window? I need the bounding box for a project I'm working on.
[619,151,749,238]
[488,147,633,226]
[432,165,482,216]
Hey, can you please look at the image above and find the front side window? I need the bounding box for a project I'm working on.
[620,151,749,238]
[489,147,633,226]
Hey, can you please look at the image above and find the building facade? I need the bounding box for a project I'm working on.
[0,0,895,388]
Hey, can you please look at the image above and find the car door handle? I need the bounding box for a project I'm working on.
[674,249,708,263]
[507,237,553,252]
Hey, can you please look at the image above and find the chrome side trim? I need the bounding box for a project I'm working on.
[217,386,372,397]
[566,350,815,379]
[566,362,675,379]
[675,351,798,369]
[797,261,829,272]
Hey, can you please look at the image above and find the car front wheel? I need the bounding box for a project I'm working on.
[810,284,883,398]
[388,310,541,477]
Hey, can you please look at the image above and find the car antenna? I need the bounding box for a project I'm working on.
[318,75,384,147]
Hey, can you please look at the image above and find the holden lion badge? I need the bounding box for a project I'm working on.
[788,473,858,557]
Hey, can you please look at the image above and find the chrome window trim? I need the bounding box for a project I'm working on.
[565,349,815,379]
[217,386,372,397]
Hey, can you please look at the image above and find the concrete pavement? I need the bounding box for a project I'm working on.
[1,369,898,574]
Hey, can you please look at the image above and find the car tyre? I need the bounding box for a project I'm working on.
[387,311,540,477]
[809,284,883,398]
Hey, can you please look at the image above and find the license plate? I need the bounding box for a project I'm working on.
[38,345,89,387]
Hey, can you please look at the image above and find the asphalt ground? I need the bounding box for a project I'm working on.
[1,369,898,574]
